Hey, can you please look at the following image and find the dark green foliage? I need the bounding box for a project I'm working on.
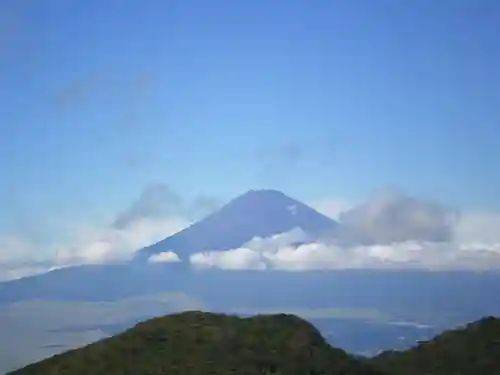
[10,311,500,375]
[8,311,385,375]
[370,316,500,375]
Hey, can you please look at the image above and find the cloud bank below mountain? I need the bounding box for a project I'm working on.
[2,187,500,280]
[0,184,196,280]
[189,191,500,271]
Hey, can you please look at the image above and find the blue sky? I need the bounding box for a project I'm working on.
[1,0,500,242]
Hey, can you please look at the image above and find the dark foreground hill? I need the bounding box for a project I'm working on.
[369,316,500,375]
[8,311,385,375]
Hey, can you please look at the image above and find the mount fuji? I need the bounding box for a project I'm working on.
[135,189,337,262]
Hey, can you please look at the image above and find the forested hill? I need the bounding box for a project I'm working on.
[8,311,500,375]
[370,316,500,375]
[8,311,386,375]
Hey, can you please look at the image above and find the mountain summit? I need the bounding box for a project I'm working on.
[135,189,337,262]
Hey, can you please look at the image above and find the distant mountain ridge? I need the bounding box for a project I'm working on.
[135,189,338,262]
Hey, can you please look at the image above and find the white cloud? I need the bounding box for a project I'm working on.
[0,217,189,281]
[453,211,500,244]
[0,236,58,281]
[271,241,500,271]
[0,236,58,266]
[53,217,188,266]
[148,251,181,263]
[336,189,457,245]
[191,247,266,270]
[243,227,310,252]
[0,265,61,282]
[189,234,500,272]
[0,183,209,280]
[189,228,306,271]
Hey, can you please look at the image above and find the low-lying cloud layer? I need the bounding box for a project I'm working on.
[0,184,211,280]
[0,217,188,281]
[2,187,500,280]
[50,184,221,269]
[54,216,188,267]
[190,233,500,271]
[189,191,500,271]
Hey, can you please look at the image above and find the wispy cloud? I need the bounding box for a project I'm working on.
[0,217,187,281]
[0,184,219,280]
[112,184,185,229]
[53,216,188,267]
[336,188,457,245]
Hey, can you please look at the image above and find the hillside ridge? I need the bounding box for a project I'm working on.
[7,311,385,375]
[369,315,500,375]
[9,312,500,375]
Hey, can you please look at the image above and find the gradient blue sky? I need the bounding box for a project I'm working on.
[1,0,500,239]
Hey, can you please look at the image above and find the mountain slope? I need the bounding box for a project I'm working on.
[135,189,338,262]
[370,316,500,375]
[8,311,386,375]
